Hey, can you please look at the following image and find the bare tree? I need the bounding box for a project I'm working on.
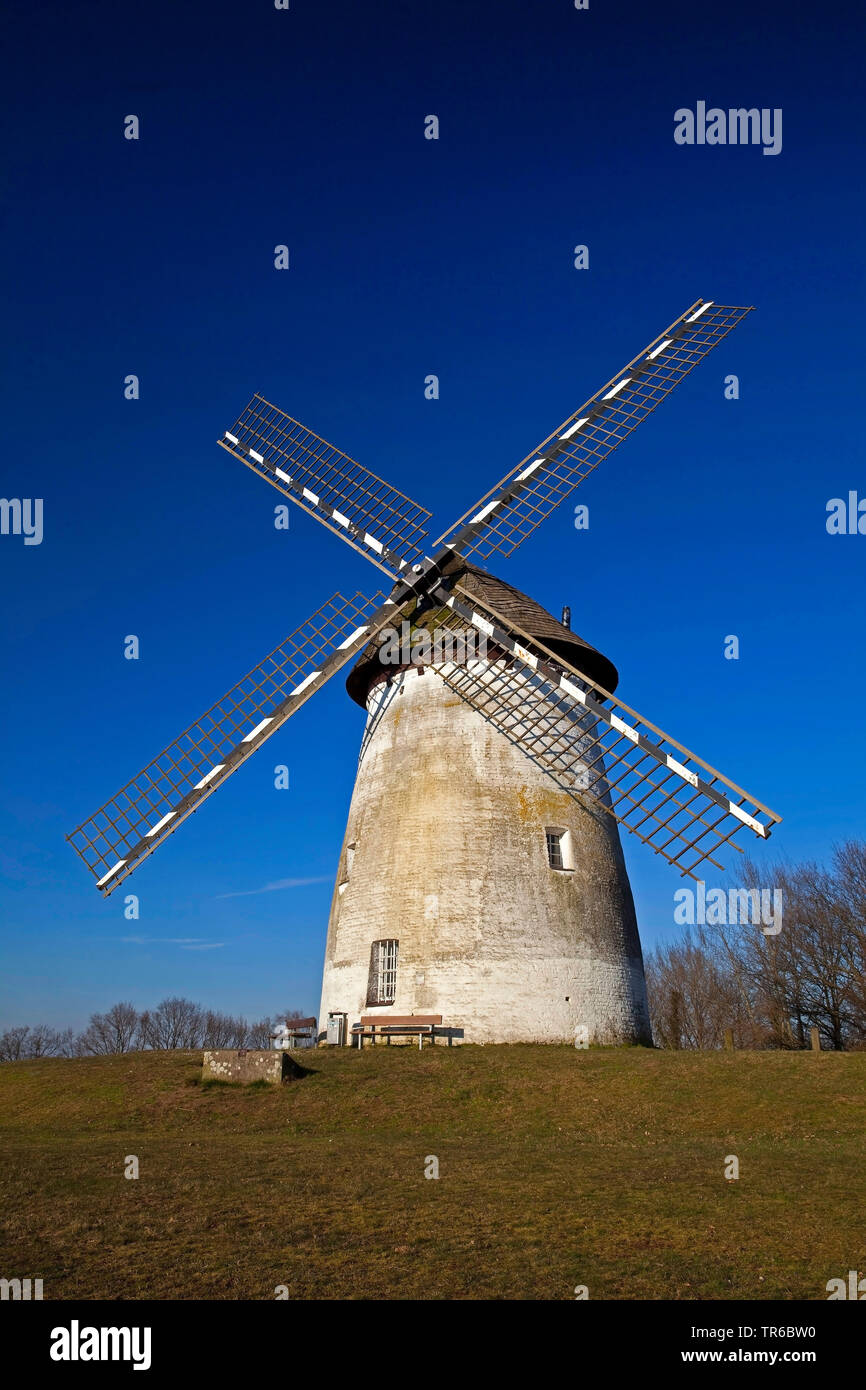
[0,1026,31,1061]
[2,1000,296,1059]
[78,1002,141,1055]
[0,1025,77,1060]
[646,933,749,1049]
[829,841,866,1039]
[202,1011,249,1048]
[246,1017,273,1048]
[142,997,204,1050]
[737,855,864,1050]
[27,1025,77,1057]
[648,842,866,1051]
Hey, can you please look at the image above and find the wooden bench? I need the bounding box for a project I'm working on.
[351,1015,444,1050]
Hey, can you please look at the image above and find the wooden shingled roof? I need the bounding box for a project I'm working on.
[345,561,618,707]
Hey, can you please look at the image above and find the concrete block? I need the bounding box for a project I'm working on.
[201,1049,302,1084]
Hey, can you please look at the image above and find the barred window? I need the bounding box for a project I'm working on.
[546,830,564,870]
[367,939,399,1006]
[546,827,574,872]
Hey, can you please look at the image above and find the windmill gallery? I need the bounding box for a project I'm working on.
[68,299,781,1047]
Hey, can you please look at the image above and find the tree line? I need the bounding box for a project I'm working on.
[4,841,864,1057]
[0,998,310,1061]
[645,841,866,1050]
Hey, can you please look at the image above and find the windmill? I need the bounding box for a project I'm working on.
[68,298,781,1045]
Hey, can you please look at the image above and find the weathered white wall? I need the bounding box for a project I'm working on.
[319,661,651,1045]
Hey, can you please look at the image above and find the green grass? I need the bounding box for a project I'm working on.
[1,1046,863,1300]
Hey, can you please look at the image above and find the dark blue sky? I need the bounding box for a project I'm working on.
[2,0,863,1029]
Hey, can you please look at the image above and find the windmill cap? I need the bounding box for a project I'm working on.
[345,560,618,707]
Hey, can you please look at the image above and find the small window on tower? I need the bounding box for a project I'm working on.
[546,827,574,872]
[338,842,357,896]
[367,939,399,1006]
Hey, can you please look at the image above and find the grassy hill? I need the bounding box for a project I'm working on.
[1,1045,864,1300]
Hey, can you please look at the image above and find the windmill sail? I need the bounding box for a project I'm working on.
[67,589,400,895]
[67,296,781,904]
[220,394,432,575]
[427,582,781,878]
[436,300,753,563]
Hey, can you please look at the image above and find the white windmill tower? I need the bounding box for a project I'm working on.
[68,299,782,1047]
[322,562,649,1045]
